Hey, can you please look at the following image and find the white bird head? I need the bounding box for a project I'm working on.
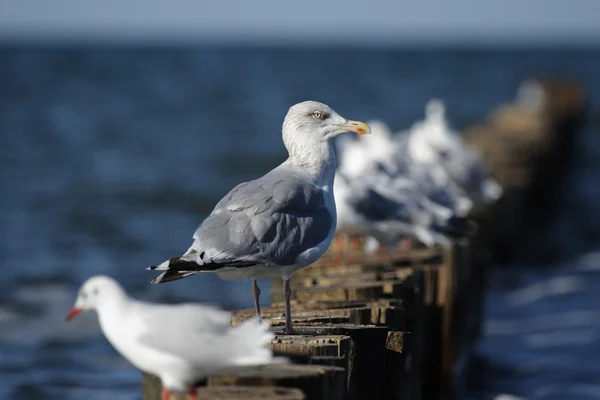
[65,275,126,321]
[516,79,546,112]
[407,121,439,163]
[363,119,396,158]
[425,98,446,122]
[407,99,462,163]
[282,101,370,157]
[335,119,391,178]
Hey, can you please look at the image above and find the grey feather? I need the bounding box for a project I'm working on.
[189,164,333,267]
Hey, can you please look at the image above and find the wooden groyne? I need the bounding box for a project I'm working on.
[142,78,585,400]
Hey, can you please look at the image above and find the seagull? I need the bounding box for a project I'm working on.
[404,99,501,207]
[147,101,370,334]
[333,117,467,252]
[65,275,283,400]
[334,165,458,252]
[336,119,403,179]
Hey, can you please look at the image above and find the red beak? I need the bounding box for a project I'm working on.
[65,307,83,321]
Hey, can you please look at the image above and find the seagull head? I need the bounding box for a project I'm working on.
[282,101,370,152]
[65,275,125,321]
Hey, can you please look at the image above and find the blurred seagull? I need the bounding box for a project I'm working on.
[334,167,459,252]
[333,107,478,253]
[405,99,502,206]
[65,275,284,400]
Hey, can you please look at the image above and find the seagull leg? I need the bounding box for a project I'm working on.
[396,237,413,255]
[161,387,170,400]
[333,252,343,264]
[375,245,391,260]
[270,278,317,336]
[282,278,297,334]
[331,234,344,264]
[188,386,197,400]
[348,236,362,263]
[350,236,362,251]
[252,279,263,323]
[274,278,318,336]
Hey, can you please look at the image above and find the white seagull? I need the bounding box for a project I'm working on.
[405,99,502,206]
[333,118,465,252]
[147,101,370,334]
[65,275,283,400]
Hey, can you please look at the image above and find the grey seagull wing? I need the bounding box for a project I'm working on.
[149,164,334,282]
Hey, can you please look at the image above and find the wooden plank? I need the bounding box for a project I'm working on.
[271,335,351,359]
[293,268,414,288]
[293,247,444,278]
[277,324,389,400]
[232,304,405,330]
[143,375,306,400]
[142,373,163,400]
[196,386,306,400]
[318,237,443,265]
[207,364,346,400]
[385,331,405,354]
[272,269,416,304]
[405,270,424,400]
[272,280,415,305]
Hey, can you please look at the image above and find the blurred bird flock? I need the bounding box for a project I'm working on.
[332,98,501,256]
[1,47,600,400]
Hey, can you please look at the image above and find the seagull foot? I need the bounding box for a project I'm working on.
[188,386,197,400]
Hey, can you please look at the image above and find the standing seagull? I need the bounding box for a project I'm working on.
[65,275,283,400]
[148,101,370,334]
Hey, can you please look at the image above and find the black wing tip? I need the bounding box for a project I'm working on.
[149,270,172,284]
[149,270,191,284]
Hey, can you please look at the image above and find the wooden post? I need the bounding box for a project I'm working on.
[280,280,413,304]
[141,373,163,400]
[207,364,346,400]
[196,386,306,400]
[232,301,405,330]
[437,243,458,399]
[273,325,390,400]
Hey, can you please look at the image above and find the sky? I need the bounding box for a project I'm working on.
[0,0,598,45]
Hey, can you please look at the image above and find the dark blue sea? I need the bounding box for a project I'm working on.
[0,46,599,400]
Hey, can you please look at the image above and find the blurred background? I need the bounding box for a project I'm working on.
[0,1,599,399]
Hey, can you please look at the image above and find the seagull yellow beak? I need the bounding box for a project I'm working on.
[337,120,371,135]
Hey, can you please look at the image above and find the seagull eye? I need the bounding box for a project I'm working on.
[312,111,323,119]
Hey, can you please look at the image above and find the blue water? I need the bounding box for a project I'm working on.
[0,46,599,400]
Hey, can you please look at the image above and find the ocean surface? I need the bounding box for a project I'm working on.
[0,46,599,400]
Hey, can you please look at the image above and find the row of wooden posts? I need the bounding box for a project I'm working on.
[142,78,585,400]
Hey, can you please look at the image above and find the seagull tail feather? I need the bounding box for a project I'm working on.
[148,269,198,284]
[229,318,288,366]
[146,257,203,284]
[147,256,258,284]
